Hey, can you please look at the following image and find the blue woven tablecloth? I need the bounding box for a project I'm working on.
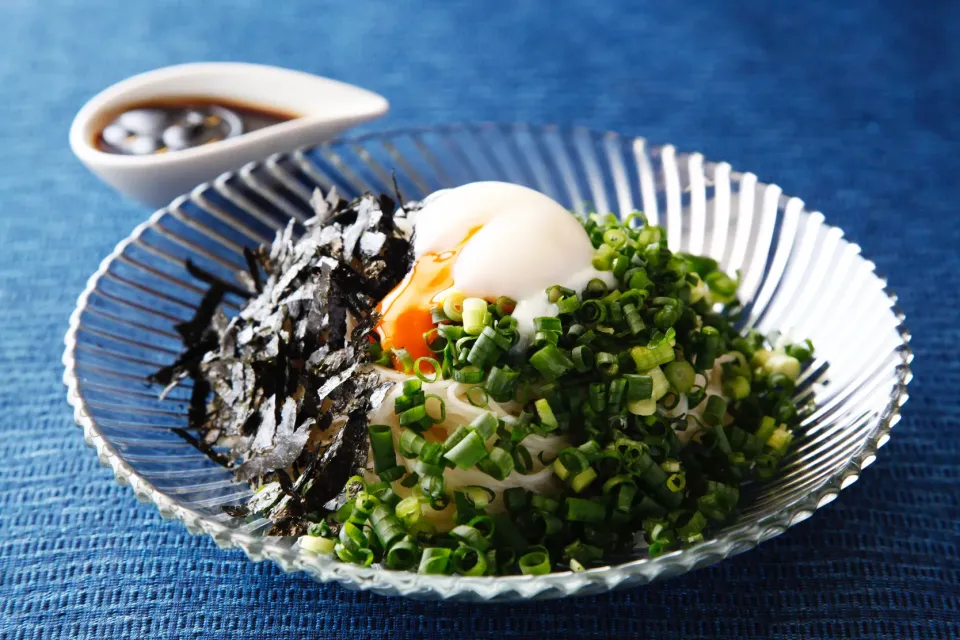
[1,1,958,638]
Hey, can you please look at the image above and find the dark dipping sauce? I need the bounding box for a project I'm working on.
[95,97,298,156]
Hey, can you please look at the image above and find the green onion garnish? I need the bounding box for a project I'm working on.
[443,430,489,470]
[518,549,551,575]
[418,547,452,575]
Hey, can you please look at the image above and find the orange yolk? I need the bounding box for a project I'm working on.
[376,228,482,371]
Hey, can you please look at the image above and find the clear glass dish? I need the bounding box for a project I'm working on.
[63,124,912,601]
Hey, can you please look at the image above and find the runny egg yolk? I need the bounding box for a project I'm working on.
[375,229,480,369]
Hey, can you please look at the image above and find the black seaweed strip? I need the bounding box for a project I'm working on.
[242,247,263,293]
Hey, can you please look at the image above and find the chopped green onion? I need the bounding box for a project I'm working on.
[534,330,560,347]
[335,544,374,566]
[535,398,559,431]
[462,297,489,336]
[495,296,517,316]
[615,483,637,512]
[603,228,628,249]
[451,545,488,576]
[414,459,443,478]
[767,372,795,393]
[503,487,528,513]
[399,428,425,458]
[625,374,653,401]
[395,496,422,527]
[569,467,598,493]
[423,328,447,354]
[413,357,440,382]
[529,494,559,514]
[546,285,575,303]
[631,342,675,370]
[440,424,470,459]
[392,347,415,374]
[461,486,496,509]
[755,415,778,443]
[430,307,449,324]
[578,439,603,461]
[697,328,720,370]
[377,465,405,482]
[453,365,484,384]
[410,390,438,422]
[764,353,802,381]
[451,524,490,551]
[399,404,428,427]
[607,378,627,412]
[724,375,751,400]
[558,447,590,475]
[588,382,607,413]
[677,512,707,543]
[469,411,499,440]
[512,445,534,474]
[767,425,794,456]
[300,535,336,555]
[466,327,503,368]
[628,398,657,416]
[664,361,695,393]
[529,344,574,381]
[622,302,645,334]
[703,395,727,427]
[564,497,606,523]
[666,473,686,493]
[338,521,368,552]
[518,549,551,575]
[557,295,581,314]
[486,366,520,402]
[385,535,421,570]
[465,385,489,407]
[628,268,652,290]
[477,447,515,480]
[420,473,445,499]
[442,292,466,322]
[596,351,619,377]
[706,271,738,297]
[648,366,670,400]
[418,547,452,575]
[368,424,397,476]
[785,339,815,363]
[534,316,563,332]
[686,385,706,408]
[394,390,424,414]
[572,345,595,372]
[443,430,488,469]
[580,299,607,323]
[552,456,571,481]
[370,504,406,550]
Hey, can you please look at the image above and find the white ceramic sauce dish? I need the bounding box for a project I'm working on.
[69,62,389,207]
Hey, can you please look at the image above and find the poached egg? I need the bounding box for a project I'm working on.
[376,182,614,363]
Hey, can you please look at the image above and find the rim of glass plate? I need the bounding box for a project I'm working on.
[62,123,914,600]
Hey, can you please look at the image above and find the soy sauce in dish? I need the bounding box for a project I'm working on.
[95,97,298,156]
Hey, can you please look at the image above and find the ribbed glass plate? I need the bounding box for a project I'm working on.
[63,124,912,601]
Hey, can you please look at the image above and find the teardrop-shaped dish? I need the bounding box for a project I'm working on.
[69,62,389,207]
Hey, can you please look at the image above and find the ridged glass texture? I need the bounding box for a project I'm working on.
[63,124,912,601]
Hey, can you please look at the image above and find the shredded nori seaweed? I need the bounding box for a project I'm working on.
[151,188,418,534]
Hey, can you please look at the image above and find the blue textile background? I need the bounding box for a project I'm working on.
[0,1,958,638]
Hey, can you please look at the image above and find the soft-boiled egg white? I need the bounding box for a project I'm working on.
[376,182,614,363]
